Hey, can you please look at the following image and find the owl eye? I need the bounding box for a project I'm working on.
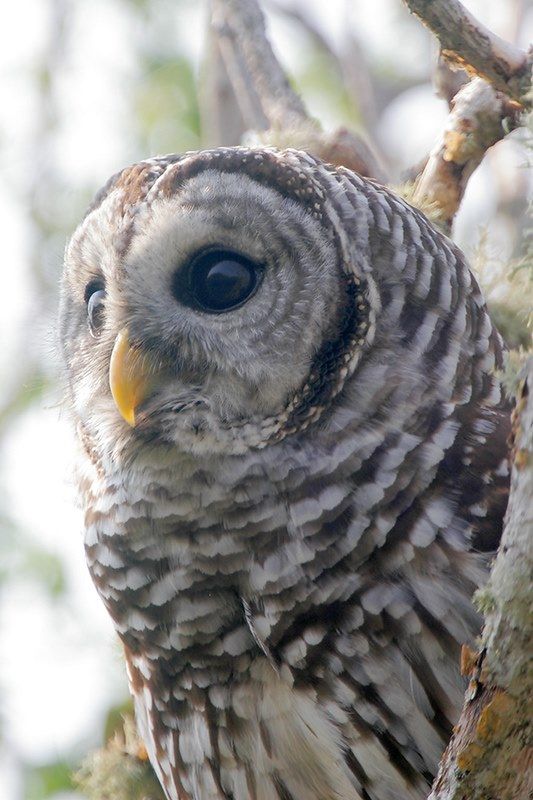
[85,282,106,337]
[179,250,262,313]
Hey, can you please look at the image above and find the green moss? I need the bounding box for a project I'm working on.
[75,716,164,800]
[496,349,531,398]
[394,181,448,231]
[474,586,497,615]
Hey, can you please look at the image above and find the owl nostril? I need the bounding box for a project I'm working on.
[172,248,263,313]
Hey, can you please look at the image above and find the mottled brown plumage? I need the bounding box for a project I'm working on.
[60,147,510,800]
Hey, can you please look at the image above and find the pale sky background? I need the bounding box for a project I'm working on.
[0,1,531,798]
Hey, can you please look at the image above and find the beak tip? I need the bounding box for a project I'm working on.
[109,327,147,428]
[124,409,136,427]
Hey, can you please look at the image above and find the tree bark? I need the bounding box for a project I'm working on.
[412,78,522,232]
[402,0,532,105]
[402,0,531,230]
[428,357,533,800]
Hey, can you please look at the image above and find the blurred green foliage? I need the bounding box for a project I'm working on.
[0,515,66,598]
[25,762,76,800]
[134,55,202,155]
[296,45,363,129]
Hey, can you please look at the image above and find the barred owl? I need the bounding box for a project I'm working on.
[59,147,510,800]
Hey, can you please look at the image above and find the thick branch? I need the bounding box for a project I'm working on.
[403,0,532,105]
[403,0,531,228]
[413,77,522,231]
[209,0,386,180]
[429,357,533,800]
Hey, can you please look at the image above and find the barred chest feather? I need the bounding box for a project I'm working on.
[82,366,509,800]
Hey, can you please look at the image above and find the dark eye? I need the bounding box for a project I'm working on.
[176,250,262,313]
[85,282,106,337]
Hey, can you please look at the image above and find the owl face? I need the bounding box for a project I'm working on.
[60,149,372,455]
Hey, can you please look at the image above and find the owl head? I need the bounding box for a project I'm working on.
[61,145,490,464]
[59,147,383,456]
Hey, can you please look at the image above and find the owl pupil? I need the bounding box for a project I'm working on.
[184,250,260,313]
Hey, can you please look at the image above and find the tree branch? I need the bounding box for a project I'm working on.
[209,0,387,181]
[412,77,522,232]
[402,0,532,105]
[210,0,310,132]
[428,356,533,800]
[401,0,532,230]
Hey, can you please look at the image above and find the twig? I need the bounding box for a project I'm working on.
[210,0,309,131]
[339,30,380,132]
[209,0,387,181]
[266,1,387,166]
[265,0,335,64]
[413,77,522,232]
[428,357,533,800]
[199,22,247,147]
[402,0,532,106]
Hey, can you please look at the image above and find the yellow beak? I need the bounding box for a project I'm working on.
[109,328,154,426]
